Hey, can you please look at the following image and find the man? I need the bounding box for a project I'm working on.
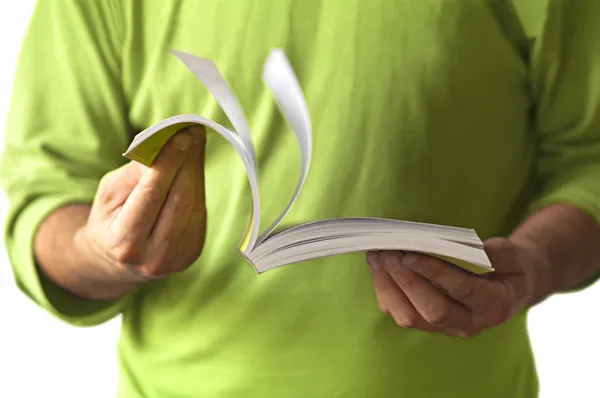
[2,1,599,397]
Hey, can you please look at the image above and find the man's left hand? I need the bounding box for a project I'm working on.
[366,237,545,337]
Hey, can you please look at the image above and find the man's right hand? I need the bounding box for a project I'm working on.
[35,126,207,300]
[79,126,208,282]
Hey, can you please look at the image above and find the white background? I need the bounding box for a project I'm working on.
[0,3,598,398]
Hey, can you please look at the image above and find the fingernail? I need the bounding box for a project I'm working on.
[367,252,381,269]
[190,130,203,145]
[185,127,205,144]
[383,253,402,269]
[402,255,417,267]
[176,135,191,150]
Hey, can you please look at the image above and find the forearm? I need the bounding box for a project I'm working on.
[510,204,600,306]
[34,204,138,301]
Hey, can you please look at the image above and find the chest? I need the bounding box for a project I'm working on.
[121,0,537,230]
[124,0,533,131]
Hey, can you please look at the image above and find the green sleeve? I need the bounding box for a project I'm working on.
[528,1,600,290]
[0,0,133,326]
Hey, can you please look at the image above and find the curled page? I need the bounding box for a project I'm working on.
[171,51,258,169]
[170,51,263,253]
[258,49,312,244]
[124,49,310,256]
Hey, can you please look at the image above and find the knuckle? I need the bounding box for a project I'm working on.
[422,303,450,326]
[424,265,443,280]
[449,280,474,300]
[416,257,442,278]
[97,173,118,202]
[393,272,415,289]
[139,255,170,278]
[111,242,142,265]
[137,265,166,279]
[139,184,167,207]
[169,192,194,214]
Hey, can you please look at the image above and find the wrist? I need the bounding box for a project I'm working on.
[34,204,139,302]
[70,227,139,300]
[72,226,112,280]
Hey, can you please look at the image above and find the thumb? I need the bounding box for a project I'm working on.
[484,237,533,310]
[483,237,522,275]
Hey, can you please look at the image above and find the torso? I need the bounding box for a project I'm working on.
[117,1,540,396]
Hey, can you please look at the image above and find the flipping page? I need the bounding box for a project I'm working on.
[123,49,493,275]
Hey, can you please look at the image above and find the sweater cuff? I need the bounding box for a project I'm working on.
[7,193,131,327]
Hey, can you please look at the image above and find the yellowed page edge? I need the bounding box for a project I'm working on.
[428,253,493,275]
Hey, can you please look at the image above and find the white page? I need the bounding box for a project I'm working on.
[153,51,264,253]
[252,235,492,274]
[258,49,312,244]
[171,51,262,252]
[171,50,258,170]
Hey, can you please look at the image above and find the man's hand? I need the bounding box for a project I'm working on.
[366,237,543,337]
[35,126,207,300]
[77,126,207,282]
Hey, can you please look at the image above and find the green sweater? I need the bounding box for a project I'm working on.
[3,1,600,397]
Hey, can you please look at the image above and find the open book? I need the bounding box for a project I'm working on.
[123,49,493,275]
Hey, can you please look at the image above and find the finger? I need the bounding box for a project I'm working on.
[367,252,392,312]
[398,252,491,316]
[180,194,208,269]
[113,130,193,239]
[483,238,530,323]
[150,131,203,250]
[96,163,147,211]
[381,252,474,332]
[136,139,199,278]
[181,131,208,266]
[367,252,439,331]
[485,237,529,298]
[149,127,206,276]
